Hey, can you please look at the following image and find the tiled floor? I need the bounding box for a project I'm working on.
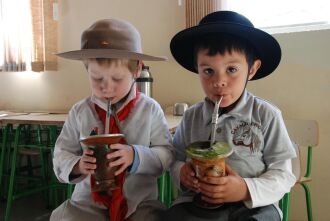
[0,193,53,221]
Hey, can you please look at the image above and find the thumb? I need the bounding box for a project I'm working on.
[225,164,238,176]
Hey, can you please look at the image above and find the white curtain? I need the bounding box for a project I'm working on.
[185,0,222,28]
[0,0,58,72]
[0,0,33,71]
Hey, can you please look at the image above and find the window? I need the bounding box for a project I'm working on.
[224,0,330,33]
[0,0,58,72]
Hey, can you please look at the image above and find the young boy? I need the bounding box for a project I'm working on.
[50,18,174,221]
[165,11,296,221]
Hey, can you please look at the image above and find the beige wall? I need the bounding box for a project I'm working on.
[0,0,329,220]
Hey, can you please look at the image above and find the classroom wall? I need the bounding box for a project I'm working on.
[0,1,329,220]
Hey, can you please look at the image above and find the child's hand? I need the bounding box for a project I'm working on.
[180,162,200,192]
[198,164,250,204]
[106,144,134,176]
[72,149,97,175]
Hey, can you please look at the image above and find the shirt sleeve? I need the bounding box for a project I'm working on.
[132,105,174,177]
[53,108,87,184]
[170,114,188,190]
[244,111,297,207]
[128,145,140,174]
[243,159,296,208]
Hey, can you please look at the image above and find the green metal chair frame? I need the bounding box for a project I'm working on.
[280,119,318,221]
[158,171,178,208]
[2,124,64,221]
[0,124,12,199]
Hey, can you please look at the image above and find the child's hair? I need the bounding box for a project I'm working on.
[83,58,139,73]
[193,33,258,70]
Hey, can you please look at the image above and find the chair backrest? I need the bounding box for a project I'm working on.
[284,119,319,147]
[284,119,319,181]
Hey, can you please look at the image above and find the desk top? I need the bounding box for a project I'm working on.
[0,113,68,126]
[0,111,28,118]
[0,112,182,129]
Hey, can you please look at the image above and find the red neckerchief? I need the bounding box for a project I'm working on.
[91,89,139,221]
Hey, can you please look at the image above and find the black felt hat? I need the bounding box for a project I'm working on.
[170,11,281,80]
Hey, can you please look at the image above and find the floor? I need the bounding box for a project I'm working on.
[0,193,54,221]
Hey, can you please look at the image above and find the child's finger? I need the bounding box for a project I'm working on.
[83,162,97,170]
[109,144,123,150]
[225,164,238,176]
[109,157,124,168]
[114,164,126,176]
[85,169,95,174]
[182,163,195,177]
[82,155,96,164]
[199,181,223,194]
[182,173,199,189]
[106,150,121,160]
[84,148,94,156]
[201,176,226,185]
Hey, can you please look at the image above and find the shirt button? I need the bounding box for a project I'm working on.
[216,128,222,133]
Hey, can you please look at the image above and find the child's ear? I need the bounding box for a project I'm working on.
[133,61,143,79]
[248,59,261,80]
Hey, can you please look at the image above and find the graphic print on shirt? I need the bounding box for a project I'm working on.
[231,121,261,154]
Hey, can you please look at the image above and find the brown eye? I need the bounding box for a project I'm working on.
[227,66,237,74]
[204,68,214,75]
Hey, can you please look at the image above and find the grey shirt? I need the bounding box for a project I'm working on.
[171,90,296,214]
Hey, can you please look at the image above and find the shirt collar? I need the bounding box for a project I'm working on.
[202,89,253,126]
[91,82,137,113]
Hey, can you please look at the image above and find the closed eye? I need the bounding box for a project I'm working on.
[92,77,103,82]
[112,77,122,82]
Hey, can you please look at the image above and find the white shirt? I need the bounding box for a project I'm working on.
[53,85,174,217]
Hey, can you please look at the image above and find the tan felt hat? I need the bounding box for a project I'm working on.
[57,18,167,61]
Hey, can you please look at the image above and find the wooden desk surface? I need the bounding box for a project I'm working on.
[0,112,181,129]
[0,113,68,126]
[0,111,28,118]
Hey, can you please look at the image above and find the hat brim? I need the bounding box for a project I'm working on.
[170,23,281,80]
[56,49,167,61]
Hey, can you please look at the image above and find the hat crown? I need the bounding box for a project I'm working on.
[170,10,281,80]
[199,11,254,28]
[81,18,142,53]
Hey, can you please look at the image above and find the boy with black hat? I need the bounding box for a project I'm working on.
[50,18,174,221]
[166,11,296,221]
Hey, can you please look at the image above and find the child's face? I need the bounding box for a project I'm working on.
[197,49,261,108]
[87,60,140,104]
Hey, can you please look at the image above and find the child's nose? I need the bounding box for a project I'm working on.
[213,76,227,88]
[100,78,113,92]
[100,79,108,89]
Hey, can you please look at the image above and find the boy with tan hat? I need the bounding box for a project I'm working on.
[165,11,296,221]
[51,18,174,221]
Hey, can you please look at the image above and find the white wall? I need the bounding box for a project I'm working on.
[0,1,329,220]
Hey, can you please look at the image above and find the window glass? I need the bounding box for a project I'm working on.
[226,0,330,32]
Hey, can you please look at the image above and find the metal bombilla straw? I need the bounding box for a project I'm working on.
[210,96,223,148]
[105,99,112,134]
